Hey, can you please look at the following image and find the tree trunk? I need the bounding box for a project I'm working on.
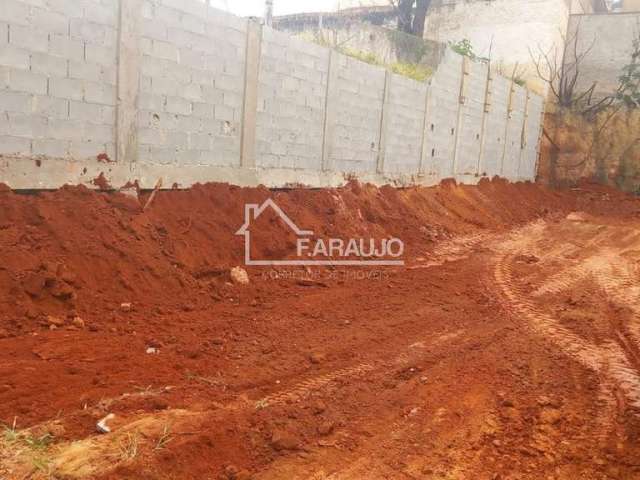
[411,0,430,37]
[397,0,414,34]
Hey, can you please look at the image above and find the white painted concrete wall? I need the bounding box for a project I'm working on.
[0,0,544,189]
[424,0,577,95]
[568,12,640,100]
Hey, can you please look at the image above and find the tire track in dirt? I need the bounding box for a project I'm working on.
[258,331,464,409]
[0,330,465,480]
[531,244,640,365]
[494,250,620,441]
[492,221,640,429]
[257,363,376,408]
[256,332,469,480]
[408,231,493,269]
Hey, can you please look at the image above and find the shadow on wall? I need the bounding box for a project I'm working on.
[538,109,640,194]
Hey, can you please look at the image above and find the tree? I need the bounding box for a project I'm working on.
[391,0,432,38]
[529,19,640,115]
[528,21,597,112]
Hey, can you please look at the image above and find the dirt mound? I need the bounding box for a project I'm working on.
[1,179,640,479]
[0,178,575,337]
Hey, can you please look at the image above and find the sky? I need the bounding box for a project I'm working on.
[221,0,342,17]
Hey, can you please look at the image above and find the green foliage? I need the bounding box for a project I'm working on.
[384,28,429,64]
[449,39,489,63]
[338,47,382,66]
[302,34,434,83]
[2,425,19,443]
[449,39,474,58]
[337,47,433,82]
[2,425,53,451]
[390,62,433,82]
[24,433,53,451]
[616,37,640,108]
[513,77,526,87]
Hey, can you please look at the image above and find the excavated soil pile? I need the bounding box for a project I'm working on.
[1,179,640,480]
[0,179,572,337]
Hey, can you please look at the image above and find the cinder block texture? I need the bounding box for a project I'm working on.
[383,73,427,174]
[329,53,386,173]
[480,74,510,177]
[136,0,247,167]
[0,0,118,160]
[0,0,543,187]
[502,85,527,179]
[455,60,487,176]
[256,28,329,170]
[423,51,463,179]
[520,94,544,180]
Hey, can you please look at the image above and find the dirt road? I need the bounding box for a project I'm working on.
[1,181,639,479]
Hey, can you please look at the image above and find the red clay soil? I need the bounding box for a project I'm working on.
[0,179,640,479]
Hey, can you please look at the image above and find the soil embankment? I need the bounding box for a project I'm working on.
[1,179,639,479]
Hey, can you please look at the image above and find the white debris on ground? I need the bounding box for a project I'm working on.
[230,267,249,285]
[96,413,115,434]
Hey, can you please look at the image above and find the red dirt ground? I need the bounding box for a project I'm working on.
[1,179,640,479]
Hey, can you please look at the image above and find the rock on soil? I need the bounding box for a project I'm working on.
[230,267,249,285]
[539,408,563,425]
[71,316,85,328]
[270,430,300,451]
[566,211,587,222]
[46,315,65,328]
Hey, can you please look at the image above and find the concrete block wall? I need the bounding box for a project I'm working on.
[480,74,511,177]
[0,0,545,189]
[328,53,386,173]
[0,0,118,161]
[520,94,544,180]
[137,0,247,168]
[422,51,463,180]
[502,85,528,180]
[454,60,488,177]
[256,28,329,170]
[382,73,428,174]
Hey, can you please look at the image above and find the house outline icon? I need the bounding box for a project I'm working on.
[235,198,313,266]
[236,199,404,266]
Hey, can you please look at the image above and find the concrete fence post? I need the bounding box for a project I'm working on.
[321,50,339,172]
[418,83,431,176]
[116,0,143,168]
[240,20,262,168]
[534,101,547,181]
[452,56,470,178]
[516,90,531,180]
[476,65,493,177]
[376,70,392,174]
[499,79,516,176]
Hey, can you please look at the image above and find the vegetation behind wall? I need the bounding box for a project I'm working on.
[289,21,446,81]
[539,109,640,194]
[536,19,640,194]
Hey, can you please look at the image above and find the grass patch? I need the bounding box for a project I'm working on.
[390,62,433,82]
[117,432,140,461]
[1,420,55,478]
[154,424,173,451]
